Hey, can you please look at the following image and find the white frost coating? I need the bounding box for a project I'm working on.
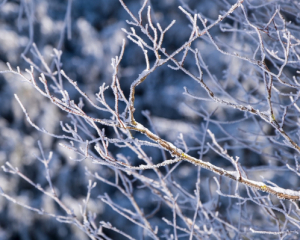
[245,178,300,197]
[229,0,242,13]
[135,122,181,153]
[247,105,253,110]
[135,122,146,132]
[138,69,150,78]
[157,59,165,66]
[227,170,240,180]
[269,186,300,197]
[3,0,300,238]
[166,141,177,150]
[245,179,265,187]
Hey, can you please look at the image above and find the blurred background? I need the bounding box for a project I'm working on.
[0,0,299,239]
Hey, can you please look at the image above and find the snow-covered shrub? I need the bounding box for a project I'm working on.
[1,0,300,239]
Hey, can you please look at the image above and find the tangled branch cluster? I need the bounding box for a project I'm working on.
[1,0,300,239]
